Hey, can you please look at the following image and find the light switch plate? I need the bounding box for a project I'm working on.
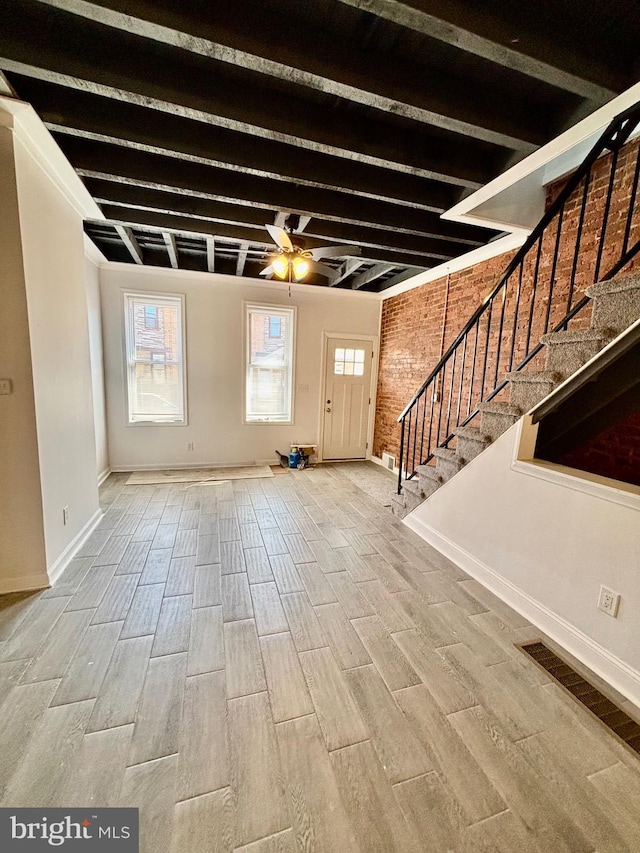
[0,378,12,395]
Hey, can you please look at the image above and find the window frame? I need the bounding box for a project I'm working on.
[123,291,188,426]
[243,302,296,425]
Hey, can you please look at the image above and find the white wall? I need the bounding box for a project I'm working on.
[101,265,381,470]
[14,125,100,580]
[85,250,109,481]
[405,421,640,706]
[0,121,48,590]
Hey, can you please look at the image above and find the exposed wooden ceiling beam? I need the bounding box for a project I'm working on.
[335,0,615,105]
[163,231,178,268]
[33,0,536,153]
[206,236,216,273]
[235,242,249,277]
[115,224,143,264]
[351,264,396,290]
[0,58,482,189]
[329,258,366,287]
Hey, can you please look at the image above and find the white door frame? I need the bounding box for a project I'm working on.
[317,331,379,463]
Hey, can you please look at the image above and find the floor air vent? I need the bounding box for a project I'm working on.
[521,641,640,755]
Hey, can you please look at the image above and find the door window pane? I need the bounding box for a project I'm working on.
[334,347,366,376]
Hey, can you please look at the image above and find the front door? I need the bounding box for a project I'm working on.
[322,337,373,460]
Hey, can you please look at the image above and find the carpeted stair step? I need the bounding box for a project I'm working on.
[587,273,640,333]
[400,478,428,512]
[506,370,563,413]
[415,463,443,496]
[541,328,613,375]
[478,401,522,441]
[453,425,491,462]
[433,446,465,481]
[390,492,409,518]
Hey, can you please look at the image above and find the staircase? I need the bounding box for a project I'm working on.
[392,273,640,516]
[392,101,640,518]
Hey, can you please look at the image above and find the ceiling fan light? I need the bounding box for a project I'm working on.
[292,256,309,280]
[273,255,288,278]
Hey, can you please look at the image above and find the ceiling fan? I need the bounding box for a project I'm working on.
[260,223,361,283]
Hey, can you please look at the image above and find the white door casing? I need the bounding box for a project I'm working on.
[321,336,374,460]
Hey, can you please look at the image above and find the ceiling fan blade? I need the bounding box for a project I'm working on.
[309,244,361,260]
[308,259,338,280]
[265,224,293,252]
[260,264,274,277]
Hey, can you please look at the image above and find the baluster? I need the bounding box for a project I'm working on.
[418,388,427,467]
[622,145,640,258]
[525,237,543,354]
[468,320,480,417]
[426,378,436,462]
[445,349,456,441]
[405,408,413,478]
[494,281,508,388]
[435,361,446,449]
[509,262,524,371]
[411,393,419,476]
[545,207,564,334]
[480,300,493,401]
[397,418,405,494]
[567,168,592,315]
[594,146,620,283]
[455,334,467,428]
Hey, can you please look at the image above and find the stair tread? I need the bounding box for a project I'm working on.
[587,273,640,298]
[478,401,522,416]
[506,369,563,385]
[453,425,490,443]
[541,329,611,345]
[433,447,458,462]
[403,478,424,497]
[415,464,441,482]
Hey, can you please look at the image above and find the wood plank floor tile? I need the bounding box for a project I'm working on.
[276,714,361,853]
[177,670,229,801]
[269,554,304,595]
[229,692,289,846]
[235,828,295,852]
[171,788,233,853]
[245,547,274,583]
[357,579,413,631]
[51,620,122,706]
[77,527,112,556]
[193,564,222,608]
[151,595,192,657]
[94,535,133,566]
[240,523,263,549]
[65,564,119,612]
[0,659,29,707]
[165,556,196,597]
[121,582,165,639]
[151,523,178,551]
[344,664,433,784]
[116,541,152,575]
[140,548,172,585]
[198,513,219,536]
[260,632,314,723]
[394,771,466,853]
[222,573,254,622]
[326,572,373,618]
[87,635,154,733]
[220,518,241,542]
[224,619,267,699]
[197,533,221,566]
[41,557,93,597]
[20,609,94,683]
[60,723,133,807]
[221,540,246,575]
[179,508,199,530]
[0,679,60,799]
[274,514,300,535]
[309,539,345,573]
[188,605,224,676]
[280,592,327,652]
[314,603,371,669]
[297,561,338,606]
[250,582,289,636]
[120,755,177,853]
[129,652,187,765]
[298,647,368,751]
[293,517,325,541]
[351,615,422,691]
[395,683,505,824]
[172,528,197,558]
[284,533,316,564]
[131,518,160,543]
[161,505,182,524]
[1,698,95,806]
[363,553,409,593]
[92,573,140,624]
[330,740,422,852]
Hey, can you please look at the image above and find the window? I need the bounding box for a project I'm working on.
[124,293,186,424]
[245,304,295,423]
[334,347,365,376]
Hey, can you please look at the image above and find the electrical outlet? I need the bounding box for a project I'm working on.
[187,442,194,451]
[598,585,620,617]
[63,506,69,525]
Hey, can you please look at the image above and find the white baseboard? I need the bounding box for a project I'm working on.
[370,454,400,477]
[0,572,50,595]
[47,507,103,587]
[97,466,112,486]
[111,460,268,472]
[404,513,640,709]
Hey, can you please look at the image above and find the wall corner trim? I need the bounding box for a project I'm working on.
[403,513,640,709]
[47,507,103,588]
[97,467,112,487]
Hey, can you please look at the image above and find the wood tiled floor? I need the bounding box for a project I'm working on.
[1,464,640,851]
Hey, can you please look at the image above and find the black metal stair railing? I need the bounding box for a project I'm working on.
[397,101,640,495]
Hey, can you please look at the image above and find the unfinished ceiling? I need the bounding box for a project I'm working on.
[1,0,638,290]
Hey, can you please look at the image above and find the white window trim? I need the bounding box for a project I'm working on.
[123,290,188,426]
[243,302,296,425]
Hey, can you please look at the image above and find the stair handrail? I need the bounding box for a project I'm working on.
[397,100,640,495]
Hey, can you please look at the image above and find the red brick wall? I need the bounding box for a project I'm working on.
[374,138,640,463]
[558,410,640,487]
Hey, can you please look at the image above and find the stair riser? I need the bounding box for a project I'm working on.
[480,411,520,442]
[590,289,640,333]
[416,476,441,497]
[399,488,424,514]
[436,458,462,481]
[544,339,603,375]
[455,436,489,462]
[509,381,556,414]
